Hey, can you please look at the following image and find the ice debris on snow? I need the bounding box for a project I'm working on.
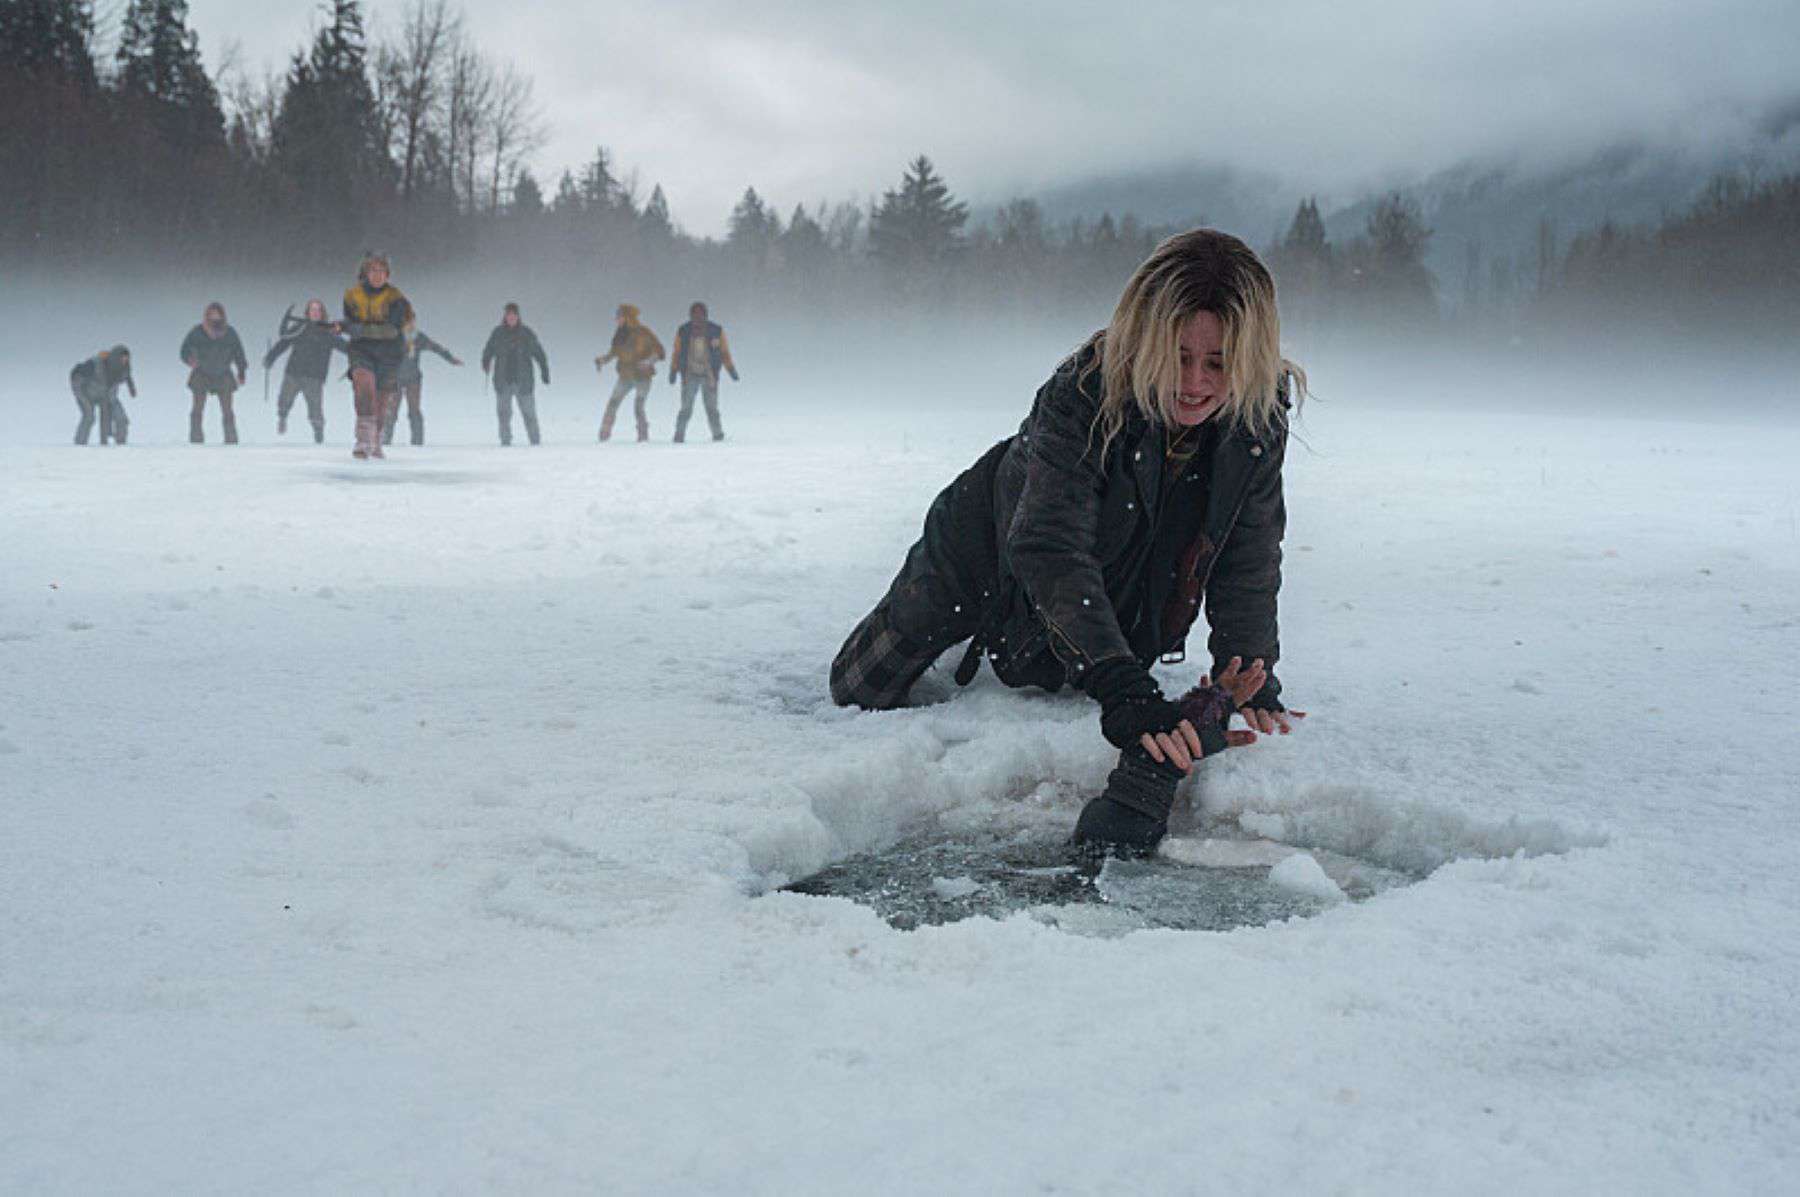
[1237,811,1287,840]
[1269,852,1347,903]
[929,875,982,900]
[1159,836,1298,869]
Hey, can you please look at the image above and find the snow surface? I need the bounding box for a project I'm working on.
[4,364,1799,1193]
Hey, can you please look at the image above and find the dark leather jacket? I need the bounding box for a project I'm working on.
[954,343,1288,706]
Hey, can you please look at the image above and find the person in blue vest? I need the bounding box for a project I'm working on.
[668,302,739,443]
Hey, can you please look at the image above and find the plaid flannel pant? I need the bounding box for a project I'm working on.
[831,589,994,710]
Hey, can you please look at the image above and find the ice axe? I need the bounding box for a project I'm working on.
[265,304,305,404]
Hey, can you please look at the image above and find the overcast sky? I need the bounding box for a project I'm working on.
[189,0,1799,235]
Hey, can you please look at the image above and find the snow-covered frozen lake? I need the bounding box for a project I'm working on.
[4,371,1798,1192]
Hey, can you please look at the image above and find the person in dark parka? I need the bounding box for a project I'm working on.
[481,302,550,446]
[69,345,136,445]
[382,329,462,446]
[830,230,1308,853]
[264,298,348,444]
[180,302,248,444]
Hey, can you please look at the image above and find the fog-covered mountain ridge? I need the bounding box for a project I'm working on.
[1018,105,1800,290]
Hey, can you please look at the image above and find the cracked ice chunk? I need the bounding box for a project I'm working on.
[1269,853,1346,903]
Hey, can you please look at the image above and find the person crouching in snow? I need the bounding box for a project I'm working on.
[829,229,1307,854]
[180,302,248,444]
[70,345,136,445]
[264,299,348,444]
[594,303,664,442]
[339,253,412,459]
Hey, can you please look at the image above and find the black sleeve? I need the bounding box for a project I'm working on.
[179,327,200,363]
[531,330,549,373]
[481,329,498,369]
[1205,427,1286,707]
[1003,364,1139,677]
[229,331,248,371]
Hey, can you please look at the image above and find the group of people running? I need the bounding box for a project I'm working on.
[67,253,741,457]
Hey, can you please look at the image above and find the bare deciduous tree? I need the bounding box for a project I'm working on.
[485,61,545,214]
[376,0,459,201]
[444,40,493,213]
[216,45,281,165]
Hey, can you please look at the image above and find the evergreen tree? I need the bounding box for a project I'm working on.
[271,0,389,248]
[0,0,97,87]
[115,0,224,150]
[1347,191,1435,323]
[781,202,828,275]
[0,0,106,256]
[509,167,543,217]
[1269,197,1333,326]
[551,168,582,214]
[727,186,779,258]
[1365,192,1430,271]
[1283,197,1327,257]
[869,154,968,278]
[580,146,621,212]
[640,183,674,241]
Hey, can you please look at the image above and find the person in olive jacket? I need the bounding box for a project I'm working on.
[263,299,348,444]
[595,303,663,442]
[829,230,1307,853]
[69,345,136,445]
[179,302,248,444]
[481,302,550,446]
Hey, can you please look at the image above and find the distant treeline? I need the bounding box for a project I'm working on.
[3,0,1795,343]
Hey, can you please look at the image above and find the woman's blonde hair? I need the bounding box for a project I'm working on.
[1085,228,1305,448]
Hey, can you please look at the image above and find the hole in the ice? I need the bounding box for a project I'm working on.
[780,816,1426,935]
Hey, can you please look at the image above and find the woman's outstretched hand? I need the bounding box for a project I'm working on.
[1210,656,1307,735]
[1139,720,1205,771]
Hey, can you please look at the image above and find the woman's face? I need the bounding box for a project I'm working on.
[1172,311,1227,426]
[306,300,327,322]
[366,263,389,288]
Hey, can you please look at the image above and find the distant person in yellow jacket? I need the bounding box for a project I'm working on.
[668,302,739,443]
[594,303,665,442]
